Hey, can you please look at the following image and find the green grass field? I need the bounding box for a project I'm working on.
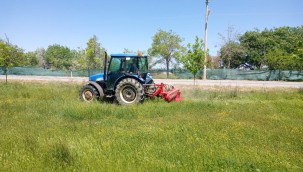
[0,81,302,171]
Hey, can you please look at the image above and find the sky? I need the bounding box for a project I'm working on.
[1,0,302,55]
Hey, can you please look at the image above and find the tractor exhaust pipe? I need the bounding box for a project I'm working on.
[104,51,108,81]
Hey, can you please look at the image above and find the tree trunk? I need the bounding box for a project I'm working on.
[228,57,231,69]
[88,67,90,77]
[194,74,196,85]
[166,60,169,79]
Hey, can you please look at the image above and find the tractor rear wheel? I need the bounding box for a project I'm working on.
[115,78,144,105]
[79,85,99,102]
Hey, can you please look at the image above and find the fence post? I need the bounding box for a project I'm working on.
[5,67,8,84]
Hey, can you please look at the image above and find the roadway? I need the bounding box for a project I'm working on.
[1,75,302,88]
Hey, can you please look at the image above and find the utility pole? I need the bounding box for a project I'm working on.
[203,0,210,80]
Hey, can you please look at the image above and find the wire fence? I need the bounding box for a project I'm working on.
[0,67,101,77]
[0,66,302,81]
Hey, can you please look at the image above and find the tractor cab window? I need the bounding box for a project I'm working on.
[109,57,137,74]
[109,56,147,74]
[109,57,122,72]
[138,57,148,72]
[125,57,137,73]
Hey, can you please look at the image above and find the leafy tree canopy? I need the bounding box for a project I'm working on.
[44,44,73,70]
[85,35,105,70]
[218,25,245,69]
[0,41,24,68]
[23,51,38,66]
[181,36,205,84]
[240,26,303,70]
[0,39,24,83]
[219,25,303,70]
[148,29,185,78]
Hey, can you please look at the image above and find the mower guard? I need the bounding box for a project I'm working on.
[151,83,182,102]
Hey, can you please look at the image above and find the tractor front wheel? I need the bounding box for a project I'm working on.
[79,85,99,102]
[115,78,144,105]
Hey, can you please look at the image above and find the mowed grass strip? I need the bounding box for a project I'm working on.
[0,81,302,171]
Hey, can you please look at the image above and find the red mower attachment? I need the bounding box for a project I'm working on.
[151,83,182,102]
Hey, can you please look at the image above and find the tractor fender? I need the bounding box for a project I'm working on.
[88,81,104,97]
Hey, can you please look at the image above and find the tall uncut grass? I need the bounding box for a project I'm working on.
[0,81,302,171]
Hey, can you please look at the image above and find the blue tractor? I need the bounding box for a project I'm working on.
[79,52,156,105]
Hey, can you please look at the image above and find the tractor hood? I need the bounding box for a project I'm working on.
[89,73,104,82]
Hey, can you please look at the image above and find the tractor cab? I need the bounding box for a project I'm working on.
[89,53,153,92]
[105,53,152,91]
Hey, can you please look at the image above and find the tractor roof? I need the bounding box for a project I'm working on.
[110,53,147,58]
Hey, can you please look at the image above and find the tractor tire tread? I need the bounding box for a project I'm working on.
[79,84,100,102]
[115,78,144,105]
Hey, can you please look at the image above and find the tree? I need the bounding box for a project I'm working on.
[209,55,221,69]
[293,40,303,71]
[36,48,46,68]
[266,38,303,71]
[85,35,105,73]
[123,48,136,54]
[277,26,303,71]
[218,25,245,68]
[180,36,205,85]
[265,48,292,70]
[240,28,279,69]
[148,29,184,78]
[219,42,245,68]
[0,40,24,83]
[123,49,147,55]
[23,51,38,66]
[241,26,303,70]
[73,47,86,70]
[44,44,73,70]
